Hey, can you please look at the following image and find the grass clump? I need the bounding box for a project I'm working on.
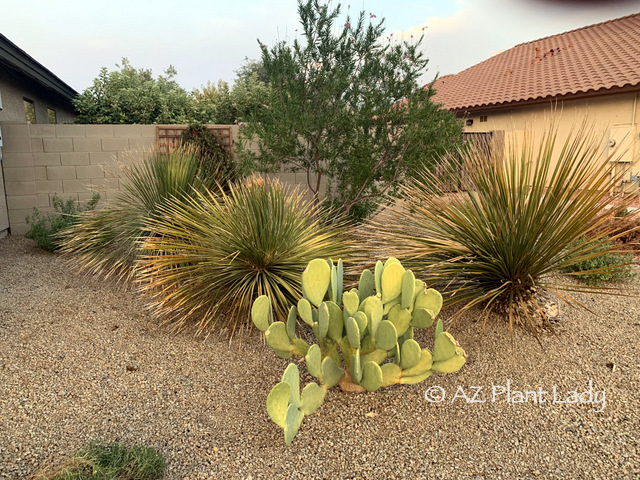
[138,176,351,334]
[31,440,165,480]
[562,238,635,285]
[25,193,99,252]
[368,121,639,335]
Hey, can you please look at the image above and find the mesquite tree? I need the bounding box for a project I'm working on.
[237,0,462,220]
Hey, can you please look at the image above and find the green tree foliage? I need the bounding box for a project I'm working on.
[73,58,194,124]
[237,0,463,220]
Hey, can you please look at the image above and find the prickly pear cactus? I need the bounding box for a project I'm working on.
[252,258,466,444]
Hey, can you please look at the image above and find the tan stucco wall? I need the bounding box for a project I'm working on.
[0,122,324,235]
[460,91,640,189]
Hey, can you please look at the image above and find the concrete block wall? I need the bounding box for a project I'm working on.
[0,121,327,235]
[1,122,156,234]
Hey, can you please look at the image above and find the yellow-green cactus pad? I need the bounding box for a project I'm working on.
[284,404,304,445]
[346,316,361,349]
[402,349,433,376]
[399,370,433,385]
[266,381,291,428]
[266,322,292,353]
[350,349,362,383]
[281,363,300,408]
[433,331,458,362]
[297,298,313,326]
[432,350,466,373]
[318,302,330,339]
[305,344,322,378]
[299,382,326,415]
[353,311,368,335]
[291,338,310,356]
[388,304,412,337]
[401,270,416,309]
[376,320,398,351]
[411,307,433,328]
[400,339,422,369]
[326,301,344,342]
[380,363,402,387]
[415,288,443,318]
[358,269,375,301]
[361,348,388,365]
[360,296,383,337]
[302,258,331,307]
[374,260,384,295]
[321,356,344,388]
[342,290,360,317]
[286,305,297,339]
[380,261,405,304]
[251,295,272,332]
[361,361,383,392]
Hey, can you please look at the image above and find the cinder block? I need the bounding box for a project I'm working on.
[4,167,35,183]
[31,138,44,152]
[43,138,74,152]
[36,179,63,193]
[76,165,105,179]
[62,179,92,193]
[55,124,85,137]
[46,166,77,180]
[102,138,130,151]
[2,138,32,153]
[30,124,56,137]
[61,152,90,166]
[2,152,34,168]
[33,153,61,166]
[0,122,30,138]
[34,167,47,180]
[7,195,38,210]
[89,152,117,165]
[139,125,157,138]
[88,178,119,190]
[128,138,155,152]
[37,194,51,208]
[114,125,140,137]
[5,181,37,196]
[85,125,115,138]
[10,223,30,235]
[72,137,102,152]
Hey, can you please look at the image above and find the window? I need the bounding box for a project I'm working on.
[480,115,488,123]
[24,98,36,123]
[47,108,57,124]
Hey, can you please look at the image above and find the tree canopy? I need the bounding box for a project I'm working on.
[237,0,463,220]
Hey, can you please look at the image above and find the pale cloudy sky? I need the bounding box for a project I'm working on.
[1,0,639,93]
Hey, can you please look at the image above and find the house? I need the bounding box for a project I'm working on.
[431,12,640,192]
[0,33,77,238]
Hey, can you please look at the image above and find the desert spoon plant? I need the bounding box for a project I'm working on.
[252,257,466,444]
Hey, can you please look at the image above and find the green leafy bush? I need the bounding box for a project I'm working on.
[562,238,635,285]
[251,257,465,444]
[138,176,351,334]
[368,122,639,334]
[62,145,220,280]
[31,440,165,480]
[25,193,99,251]
[179,123,236,183]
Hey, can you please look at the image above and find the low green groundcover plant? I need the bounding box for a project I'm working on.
[31,440,165,480]
[252,257,465,444]
[562,238,635,285]
[25,193,100,252]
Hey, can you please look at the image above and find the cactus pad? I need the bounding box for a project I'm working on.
[401,270,416,309]
[343,291,360,317]
[265,322,292,354]
[302,258,331,307]
[400,339,422,369]
[380,363,402,387]
[402,349,433,376]
[251,295,272,332]
[300,383,326,415]
[346,316,361,349]
[321,356,344,388]
[266,381,291,428]
[297,298,314,326]
[361,361,383,391]
[284,404,304,445]
[433,331,458,362]
[376,320,398,351]
[380,261,405,304]
[286,305,297,339]
[411,307,433,328]
[305,344,322,378]
[358,269,375,301]
[415,288,443,318]
[388,304,412,337]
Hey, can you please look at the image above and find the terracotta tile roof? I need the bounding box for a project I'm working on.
[431,12,640,111]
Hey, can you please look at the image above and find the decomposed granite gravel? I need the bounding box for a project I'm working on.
[0,235,639,480]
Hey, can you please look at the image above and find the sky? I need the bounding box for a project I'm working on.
[1,0,639,93]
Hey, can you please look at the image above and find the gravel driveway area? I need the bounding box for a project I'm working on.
[1,235,638,479]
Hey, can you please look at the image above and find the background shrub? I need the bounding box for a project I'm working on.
[562,238,635,285]
[139,176,351,334]
[25,193,99,252]
[179,123,236,183]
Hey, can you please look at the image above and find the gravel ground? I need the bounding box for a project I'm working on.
[0,235,639,480]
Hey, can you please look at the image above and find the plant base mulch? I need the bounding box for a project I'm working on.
[1,235,638,479]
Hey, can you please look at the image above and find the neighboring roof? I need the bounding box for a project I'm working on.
[431,12,640,112]
[0,33,77,102]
